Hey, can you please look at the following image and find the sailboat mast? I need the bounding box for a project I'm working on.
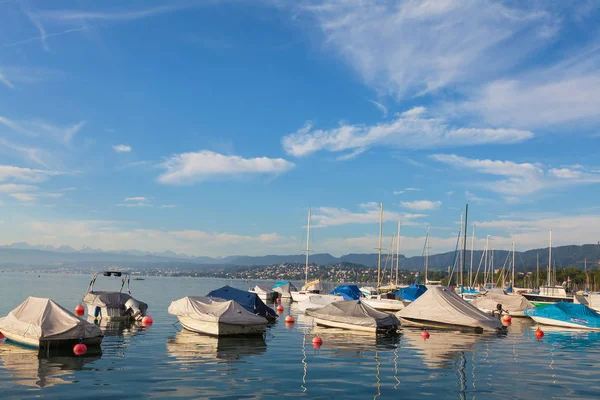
[548,230,552,287]
[395,219,400,287]
[459,212,463,288]
[377,203,383,288]
[305,208,311,285]
[425,226,430,285]
[536,253,539,288]
[469,225,475,288]
[512,241,515,289]
[484,235,489,286]
[462,204,468,288]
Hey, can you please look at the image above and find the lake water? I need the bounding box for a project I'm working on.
[0,272,599,399]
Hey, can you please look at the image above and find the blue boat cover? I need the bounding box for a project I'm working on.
[207,285,277,320]
[459,286,480,295]
[505,285,513,293]
[524,302,600,329]
[394,284,427,302]
[330,285,362,300]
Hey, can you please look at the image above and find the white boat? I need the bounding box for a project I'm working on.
[248,285,278,303]
[307,300,400,333]
[524,302,600,330]
[0,297,103,349]
[574,293,600,312]
[297,294,343,313]
[82,271,148,321]
[470,291,534,317]
[362,296,407,312]
[168,296,268,336]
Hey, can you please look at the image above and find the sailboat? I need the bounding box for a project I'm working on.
[291,209,323,302]
[362,205,407,312]
[523,231,573,305]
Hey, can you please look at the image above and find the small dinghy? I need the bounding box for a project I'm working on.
[471,291,534,317]
[307,300,400,333]
[82,271,148,321]
[168,296,268,336]
[207,285,277,322]
[248,285,278,303]
[397,286,504,332]
[0,297,103,349]
[524,302,600,330]
[272,281,297,299]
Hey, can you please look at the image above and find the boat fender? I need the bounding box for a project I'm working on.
[94,306,101,318]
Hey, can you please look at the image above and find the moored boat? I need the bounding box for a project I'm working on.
[272,281,297,299]
[0,297,103,349]
[524,302,600,330]
[307,300,400,333]
[297,294,343,313]
[471,291,534,317]
[207,285,277,322]
[522,285,573,306]
[248,285,278,303]
[291,279,323,303]
[168,296,268,336]
[397,286,504,332]
[82,271,148,321]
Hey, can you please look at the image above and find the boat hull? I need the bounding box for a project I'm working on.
[178,316,267,336]
[362,298,405,312]
[399,317,502,333]
[522,294,573,306]
[249,291,278,303]
[312,317,397,333]
[291,291,319,303]
[2,330,103,349]
[84,304,132,321]
[528,316,600,330]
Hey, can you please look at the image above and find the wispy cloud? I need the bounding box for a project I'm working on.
[368,99,388,117]
[0,183,37,193]
[124,197,147,202]
[9,191,63,202]
[161,204,176,208]
[393,187,420,195]
[311,202,427,228]
[282,107,532,159]
[157,150,295,185]
[113,144,132,153]
[0,116,86,145]
[34,5,188,23]
[400,200,441,211]
[117,202,151,208]
[431,154,600,198]
[0,71,14,89]
[0,165,63,183]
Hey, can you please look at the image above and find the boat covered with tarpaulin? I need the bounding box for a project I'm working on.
[207,286,277,321]
[272,281,297,299]
[168,296,268,336]
[394,284,427,302]
[397,286,504,332]
[0,297,103,349]
[471,291,534,317]
[307,300,400,333]
[330,285,363,300]
[524,302,600,330]
[248,285,278,303]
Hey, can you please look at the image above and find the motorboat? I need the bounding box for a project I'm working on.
[272,281,297,299]
[291,279,324,303]
[82,271,148,321]
[397,286,504,333]
[168,296,268,336]
[297,294,344,313]
[522,285,573,306]
[362,292,407,312]
[524,302,600,330]
[471,291,534,317]
[307,300,400,333]
[0,297,103,349]
[207,285,277,322]
[248,284,278,303]
[574,293,600,312]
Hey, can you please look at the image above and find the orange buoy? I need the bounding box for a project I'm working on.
[276,305,284,312]
[502,314,512,323]
[276,298,281,304]
[141,316,153,326]
[421,330,430,339]
[312,336,323,348]
[73,343,87,355]
[285,315,295,323]
[285,322,295,330]
[75,305,85,316]
[535,328,544,339]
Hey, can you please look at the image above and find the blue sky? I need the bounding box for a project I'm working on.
[1,0,600,257]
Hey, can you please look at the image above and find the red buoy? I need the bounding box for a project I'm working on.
[141,316,153,326]
[502,314,512,323]
[0,331,4,339]
[73,343,87,355]
[312,336,323,348]
[536,328,544,339]
[276,298,281,304]
[276,305,284,312]
[285,315,295,323]
[75,305,85,317]
[421,330,430,339]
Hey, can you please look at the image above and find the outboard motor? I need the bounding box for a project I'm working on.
[124,298,148,320]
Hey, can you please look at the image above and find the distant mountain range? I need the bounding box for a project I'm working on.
[1,242,600,271]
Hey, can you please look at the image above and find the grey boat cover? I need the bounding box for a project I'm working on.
[250,285,274,295]
[168,296,268,326]
[273,282,297,297]
[307,300,399,329]
[398,286,503,331]
[83,291,139,308]
[471,292,533,314]
[0,297,102,341]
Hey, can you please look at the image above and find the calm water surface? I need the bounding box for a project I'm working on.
[0,272,599,399]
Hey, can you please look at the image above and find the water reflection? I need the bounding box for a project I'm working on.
[166,330,267,366]
[0,342,101,388]
[89,317,146,358]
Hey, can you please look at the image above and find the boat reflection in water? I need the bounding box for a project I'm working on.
[88,317,145,358]
[0,341,101,388]
[166,330,267,366]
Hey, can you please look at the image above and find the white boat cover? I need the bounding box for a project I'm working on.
[168,296,267,325]
[83,291,136,308]
[0,297,102,341]
[398,287,503,331]
[360,286,377,296]
[297,294,342,312]
[250,285,273,295]
[302,279,324,292]
[471,292,534,314]
[307,300,399,329]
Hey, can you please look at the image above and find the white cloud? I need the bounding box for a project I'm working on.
[0,184,38,193]
[161,204,176,208]
[282,107,532,158]
[35,5,188,23]
[113,144,132,153]
[0,165,63,183]
[117,202,151,208]
[311,203,427,228]
[0,72,14,89]
[124,197,147,202]
[431,154,600,198]
[400,200,441,211]
[157,150,295,185]
[0,116,86,145]
[368,100,388,117]
[9,193,37,202]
